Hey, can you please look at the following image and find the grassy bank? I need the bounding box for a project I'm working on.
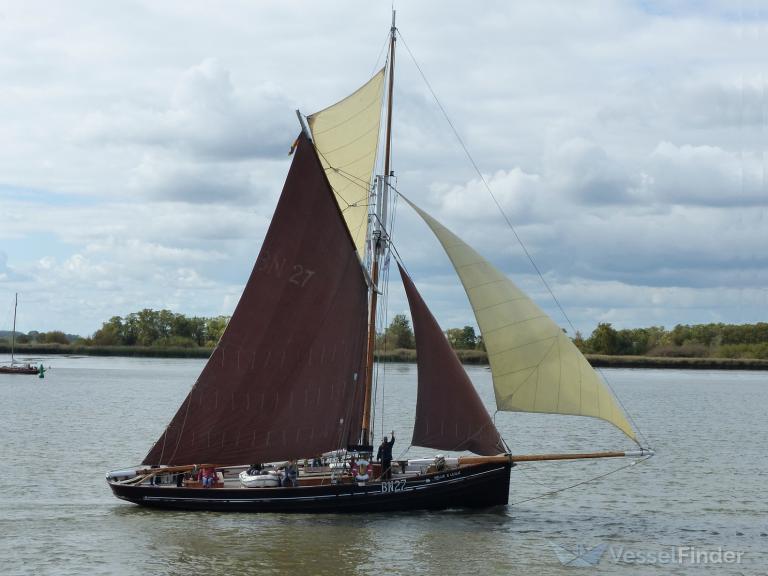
[374,348,490,364]
[0,343,213,358]
[3,343,768,369]
[375,349,768,369]
[586,354,768,370]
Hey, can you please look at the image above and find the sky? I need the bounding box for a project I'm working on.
[0,0,766,338]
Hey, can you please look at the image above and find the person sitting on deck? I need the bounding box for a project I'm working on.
[247,463,263,476]
[377,431,395,480]
[186,464,199,484]
[282,459,298,487]
[201,465,216,488]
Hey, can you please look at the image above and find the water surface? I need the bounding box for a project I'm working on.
[1,355,766,574]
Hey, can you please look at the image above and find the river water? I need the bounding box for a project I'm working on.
[1,355,766,575]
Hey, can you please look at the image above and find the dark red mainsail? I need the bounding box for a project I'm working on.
[398,264,506,456]
[144,133,369,466]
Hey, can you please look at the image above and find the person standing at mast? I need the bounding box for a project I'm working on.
[377,431,395,480]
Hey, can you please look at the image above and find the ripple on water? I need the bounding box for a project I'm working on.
[2,361,768,574]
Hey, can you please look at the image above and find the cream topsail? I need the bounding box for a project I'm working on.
[404,198,638,443]
[308,69,386,256]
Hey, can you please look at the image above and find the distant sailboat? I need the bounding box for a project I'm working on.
[107,14,652,512]
[0,293,39,376]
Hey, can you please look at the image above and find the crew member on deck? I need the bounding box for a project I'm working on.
[377,431,395,480]
[201,465,216,488]
[282,459,298,487]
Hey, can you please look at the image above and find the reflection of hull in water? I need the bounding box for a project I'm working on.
[108,461,512,513]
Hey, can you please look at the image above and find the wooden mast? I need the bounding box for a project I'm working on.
[361,11,396,447]
[11,292,17,364]
[382,11,396,181]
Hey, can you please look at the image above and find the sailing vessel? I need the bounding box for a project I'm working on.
[0,293,39,376]
[107,15,652,512]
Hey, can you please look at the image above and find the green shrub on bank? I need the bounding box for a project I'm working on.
[716,343,768,360]
[646,344,710,358]
[0,343,213,358]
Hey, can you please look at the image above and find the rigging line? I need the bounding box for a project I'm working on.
[382,184,411,275]
[309,132,378,190]
[513,457,589,495]
[305,120,375,194]
[370,220,381,442]
[397,30,573,334]
[372,315,383,440]
[312,146,377,203]
[322,163,374,191]
[596,364,651,447]
[381,204,397,440]
[384,182,428,277]
[336,301,369,455]
[510,454,654,506]
[375,180,400,441]
[331,164,377,190]
[324,174,371,206]
[163,314,234,463]
[164,374,198,464]
[493,410,512,454]
[371,174,396,441]
[343,199,374,210]
[371,250,381,439]
[388,176,401,242]
[371,369,378,443]
[374,283,385,437]
[372,261,385,445]
[387,238,409,277]
[345,302,370,452]
[397,31,651,449]
[375,248,393,441]
[371,30,391,78]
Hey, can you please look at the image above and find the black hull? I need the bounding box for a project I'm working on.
[108,462,511,513]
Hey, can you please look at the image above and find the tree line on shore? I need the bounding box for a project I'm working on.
[0,309,229,349]
[572,322,768,359]
[380,314,768,360]
[2,309,766,360]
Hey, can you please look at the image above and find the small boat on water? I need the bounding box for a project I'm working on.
[107,13,653,513]
[0,293,40,376]
[0,364,38,375]
[0,364,39,375]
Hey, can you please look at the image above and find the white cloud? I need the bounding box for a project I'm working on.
[646,142,765,206]
[77,59,297,161]
[0,0,766,336]
[433,168,543,222]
